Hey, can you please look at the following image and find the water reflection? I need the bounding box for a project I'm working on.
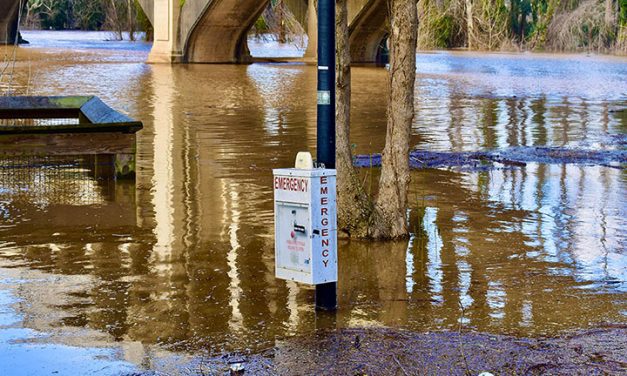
[410,165,625,334]
[0,35,625,362]
[413,94,623,153]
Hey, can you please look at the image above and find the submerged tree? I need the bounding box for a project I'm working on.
[373,0,418,238]
[335,0,418,239]
[335,0,376,238]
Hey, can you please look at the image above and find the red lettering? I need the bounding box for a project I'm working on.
[321,218,328,226]
[320,186,328,195]
[274,177,308,192]
[321,197,328,205]
[322,239,329,247]
[321,176,328,184]
[322,249,329,257]
[321,229,329,237]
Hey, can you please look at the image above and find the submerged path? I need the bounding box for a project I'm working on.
[355,146,627,170]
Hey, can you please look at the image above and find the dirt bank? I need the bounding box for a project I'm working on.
[185,325,627,375]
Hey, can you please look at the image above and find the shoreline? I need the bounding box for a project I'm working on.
[188,325,627,375]
[13,29,627,59]
[2,262,624,375]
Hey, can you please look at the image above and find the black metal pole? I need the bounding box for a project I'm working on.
[315,0,337,311]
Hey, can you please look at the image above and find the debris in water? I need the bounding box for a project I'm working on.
[354,146,627,170]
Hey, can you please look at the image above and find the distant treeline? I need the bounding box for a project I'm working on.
[21,0,153,40]
[418,0,626,53]
[20,0,626,53]
[253,0,627,54]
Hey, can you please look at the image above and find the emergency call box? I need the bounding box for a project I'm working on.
[273,168,338,285]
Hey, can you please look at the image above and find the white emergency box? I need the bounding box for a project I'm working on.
[273,168,337,285]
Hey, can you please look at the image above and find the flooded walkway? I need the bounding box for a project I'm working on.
[0,31,625,374]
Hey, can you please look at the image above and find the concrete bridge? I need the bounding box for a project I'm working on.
[0,0,21,44]
[138,0,389,64]
[0,0,388,63]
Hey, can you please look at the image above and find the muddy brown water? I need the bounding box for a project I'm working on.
[0,31,625,373]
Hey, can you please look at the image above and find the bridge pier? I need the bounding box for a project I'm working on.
[146,0,183,63]
[303,0,318,62]
[0,0,21,45]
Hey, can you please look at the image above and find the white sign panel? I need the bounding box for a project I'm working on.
[273,168,337,285]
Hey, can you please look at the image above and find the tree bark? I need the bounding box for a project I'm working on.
[372,0,417,239]
[127,0,135,41]
[278,0,286,43]
[465,0,474,49]
[335,0,376,237]
[604,0,619,42]
[108,0,124,40]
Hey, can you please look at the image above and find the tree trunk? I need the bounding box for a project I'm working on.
[372,0,417,239]
[604,0,615,26]
[278,0,286,43]
[108,0,123,40]
[465,0,474,49]
[127,0,135,41]
[335,0,376,237]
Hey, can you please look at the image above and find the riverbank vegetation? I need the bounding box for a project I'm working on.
[19,0,626,54]
[418,0,626,53]
[253,0,307,46]
[21,0,152,40]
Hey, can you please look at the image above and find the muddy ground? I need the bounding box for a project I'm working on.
[173,325,627,375]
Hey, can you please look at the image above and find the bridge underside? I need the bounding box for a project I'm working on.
[141,0,389,64]
[349,0,388,64]
[185,0,269,63]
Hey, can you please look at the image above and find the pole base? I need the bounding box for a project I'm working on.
[315,282,337,311]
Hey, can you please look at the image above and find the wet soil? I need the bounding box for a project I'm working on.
[186,326,627,375]
[355,146,627,171]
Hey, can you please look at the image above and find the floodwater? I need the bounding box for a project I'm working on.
[0,30,626,373]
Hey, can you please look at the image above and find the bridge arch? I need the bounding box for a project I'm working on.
[305,0,390,64]
[184,0,269,63]
[349,0,389,64]
[140,0,390,64]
